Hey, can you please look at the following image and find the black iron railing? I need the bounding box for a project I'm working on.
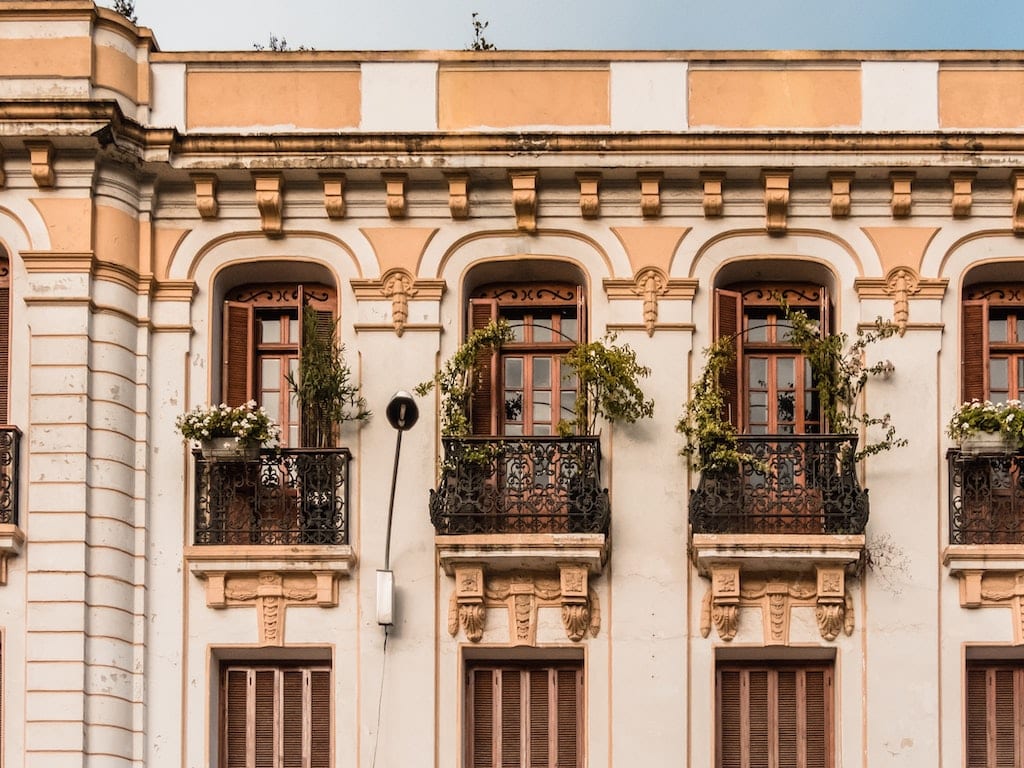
[689,434,868,535]
[194,447,350,545]
[0,427,19,525]
[948,449,1024,545]
[429,436,610,535]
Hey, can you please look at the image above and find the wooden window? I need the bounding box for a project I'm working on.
[221,663,331,768]
[716,284,827,434]
[466,662,582,768]
[963,285,1024,404]
[222,284,335,447]
[0,253,9,423]
[716,661,834,768]
[468,283,584,436]
[966,662,1024,768]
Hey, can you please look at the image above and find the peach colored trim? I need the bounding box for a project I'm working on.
[181,230,362,281]
[0,36,90,77]
[438,68,610,129]
[28,198,91,252]
[689,69,861,128]
[436,229,614,282]
[359,227,437,277]
[940,69,1024,129]
[93,42,138,100]
[861,226,939,276]
[610,227,690,277]
[185,70,360,130]
[152,226,190,281]
[94,204,139,273]
[689,229,861,280]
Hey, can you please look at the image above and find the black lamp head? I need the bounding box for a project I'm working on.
[386,391,419,431]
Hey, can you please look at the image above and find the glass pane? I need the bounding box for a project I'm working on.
[745,312,767,342]
[990,316,1008,343]
[1017,316,1024,344]
[533,357,551,388]
[560,391,576,420]
[260,318,281,344]
[262,396,279,421]
[288,359,299,422]
[991,358,1009,391]
[532,314,553,342]
[504,357,523,388]
[262,358,281,387]
[533,392,551,422]
[748,358,768,388]
[504,392,524,422]
[777,392,796,423]
[776,357,795,389]
[533,424,551,436]
[561,316,578,342]
[805,389,820,423]
[503,424,523,436]
[1019,357,1024,393]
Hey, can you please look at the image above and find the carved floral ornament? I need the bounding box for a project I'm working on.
[448,564,600,645]
[350,272,444,336]
[602,270,698,336]
[700,564,854,645]
[954,570,1024,645]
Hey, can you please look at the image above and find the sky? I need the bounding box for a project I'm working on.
[108,0,1024,52]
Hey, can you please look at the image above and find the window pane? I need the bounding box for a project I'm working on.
[990,315,1008,343]
[504,392,524,423]
[533,357,551,388]
[504,358,523,388]
[260,318,281,344]
[1019,358,1024,395]
[1017,316,1024,344]
[560,392,576,422]
[991,358,1009,393]
[745,312,768,342]
[561,316,578,342]
[532,313,553,342]
[748,358,768,388]
[533,391,551,423]
[776,358,795,389]
[503,423,523,436]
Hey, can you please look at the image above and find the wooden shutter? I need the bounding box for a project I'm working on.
[469,298,500,436]
[966,663,1024,768]
[963,299,988,403]
[223,302,255,406]
[715,289,744,429]
[717,663,833,768]
[467,664,582,768]
[0,256,9,423]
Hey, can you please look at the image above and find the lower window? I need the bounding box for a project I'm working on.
[221,663,331,768]
[967,662,1024,767]
[716,661,834,768]
[466,661,582,768]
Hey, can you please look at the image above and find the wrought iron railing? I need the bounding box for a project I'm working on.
[194,447,350,545]
[948,449,1024,545]
[689,434,868,535]
[0,427,20,525]
[429,436,610,535]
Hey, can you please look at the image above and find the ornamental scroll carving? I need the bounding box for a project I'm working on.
[192,174,219,219]
[448,565,600,645]
[1012,172,1024,236]
[955,570,1024,645]
[253,174,284,236]
[26,142,55,188]
[884,267,921,336]
[700,565,854,645]
[632,267,669,337]
[763,171,791,235]
[380,269,418,337]
[510,171,538,232]
[203,571,337,646]
[829,172,853,218]
[890,173,914,218]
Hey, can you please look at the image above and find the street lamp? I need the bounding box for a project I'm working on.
[377,391,419,627]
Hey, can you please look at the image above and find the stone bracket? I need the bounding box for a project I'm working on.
[577,172,601,219]
[701,172,724,218]
[763,171,791,235]
[25,141,55,188]
[950,172,975,218]
[446,173,469,219]
[700,563,854,645]
[638,172,662,217]
[828,172,853,218]
[0,524,25,585]
[448,563,600,645]
[890,172,914,218]
[1012,171,1024,236]
[253,173,284,236]
[383,173,407,219]
[192,174,219,219]
[510,170,538,232]
[320,173,346,219]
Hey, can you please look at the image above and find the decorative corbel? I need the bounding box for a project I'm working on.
[828,172,853,218]
[320,173,346,219]
[449,565,487,643]
[559,565,591,642]
[890,172,914,218]
[950,172,975,219]
[510,170,538,232]
[380,268,418,337]
[383,173,407,219]
[814,566,849,642]
[763,171,791,235]
[253,173,284,236]
[638,172,662,217]
[700,172,724,218]
[25,141,55,188]
[884,266,921,336]
[701,565,741,641]
[208,571,336,646]
[631,267,669,337]
[446,173,469,219]
[952,570,1024,645]
[0,146,6,188]
[192,174,219,219]
[1012,171,1024,236]
[577,172,601,219]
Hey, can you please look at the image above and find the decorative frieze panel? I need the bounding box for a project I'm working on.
[350,273,445,336]
[447,564,600,645]
[699,564,854,645]
[854,271,947,335]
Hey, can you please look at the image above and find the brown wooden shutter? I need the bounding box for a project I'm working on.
[556,667,581,768]
[225,669,249,768]
[282,670,304,767]
[715,289,744,429]
[309,670,331,768]
[223,301,254,406]
[469,298,500,436]
[966,664,1024,768]
[963,299,988,403]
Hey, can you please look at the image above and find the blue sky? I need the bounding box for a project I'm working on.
[114,0,1023,51]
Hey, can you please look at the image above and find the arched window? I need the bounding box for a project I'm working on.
[222,283,335,447]
[962,283,1024,403]
[468,282,584,436]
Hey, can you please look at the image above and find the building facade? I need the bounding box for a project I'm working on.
[0,2,1023,766]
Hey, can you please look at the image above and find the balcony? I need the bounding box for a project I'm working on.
[0,426,23,584]
[193,447,351,546]
[948,449,1024,546]
[690,435,866,645]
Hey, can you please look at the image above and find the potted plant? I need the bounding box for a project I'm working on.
[948,399,1024,455]
[558,332,655,436]
[285,306,370,448]
[175,401,281,460]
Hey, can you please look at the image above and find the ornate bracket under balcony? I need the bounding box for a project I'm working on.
[945,448,1024,643]
[690,435,867,644]
[187,447,354,645]
[433,436,609,645]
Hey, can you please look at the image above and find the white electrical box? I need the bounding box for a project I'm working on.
[376,569,394,626]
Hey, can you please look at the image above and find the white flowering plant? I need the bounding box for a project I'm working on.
[175,401,281,445]
[947,399,1024,445]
